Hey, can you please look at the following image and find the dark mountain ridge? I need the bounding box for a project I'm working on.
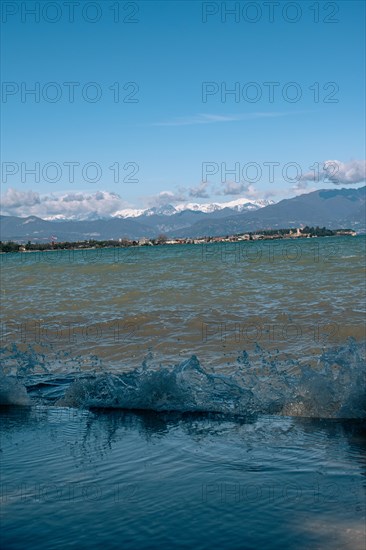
[1,187,365,242]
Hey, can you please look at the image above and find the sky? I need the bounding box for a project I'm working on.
[1,0,365,219]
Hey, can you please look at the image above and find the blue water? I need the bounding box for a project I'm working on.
[0,237,365,548]
[1,407,365,550]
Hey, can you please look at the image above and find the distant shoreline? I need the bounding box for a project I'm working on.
[0,227,359,253]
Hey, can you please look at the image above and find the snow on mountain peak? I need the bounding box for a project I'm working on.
[114,208,145,219]
[112,197,275,219]
[174,197,274,213]
[145,204,178,216]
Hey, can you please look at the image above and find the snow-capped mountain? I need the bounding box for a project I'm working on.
[114,197,275,219]
[112,208,145,219]
[1,187,364,242]
[175,197,274,213]
[144,204,178,217]
[40,197,275,221]
[43,214,102,221]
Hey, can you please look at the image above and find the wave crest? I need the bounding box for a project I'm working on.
[58,340,366,418]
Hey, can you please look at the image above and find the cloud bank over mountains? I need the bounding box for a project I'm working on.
[1,189,128,220]
[0,187,273,221]
[0,182,265,219]
[301,159,366,185]
[1,160,364,220]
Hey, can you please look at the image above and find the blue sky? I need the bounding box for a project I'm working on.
[1,0,365,217]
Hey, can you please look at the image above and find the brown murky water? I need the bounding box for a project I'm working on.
[1,236,365,373]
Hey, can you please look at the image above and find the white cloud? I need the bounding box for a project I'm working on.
[1,188,41,209]
[291,181,318,196]
[0,188,130,220]
[301,160,366,185]
[145,183,211,205]
[216,182,263,199]
[218,181,247,196]
[153,112,289,127]
[188,182,210,198]
[291,180,310,195]
[147,189,188,207]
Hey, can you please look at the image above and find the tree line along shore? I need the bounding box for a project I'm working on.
[0,226,357,253]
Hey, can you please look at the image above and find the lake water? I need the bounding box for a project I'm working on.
[1,236,365,548]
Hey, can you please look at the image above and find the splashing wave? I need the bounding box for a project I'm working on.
[1,339,365,418]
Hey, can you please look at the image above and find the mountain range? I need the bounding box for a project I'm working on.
[111,197,274,219]
[1,187,365,242]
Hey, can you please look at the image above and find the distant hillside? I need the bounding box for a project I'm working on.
[0,187,365,242]
[173,187,366,237]
[0,215,153,242]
